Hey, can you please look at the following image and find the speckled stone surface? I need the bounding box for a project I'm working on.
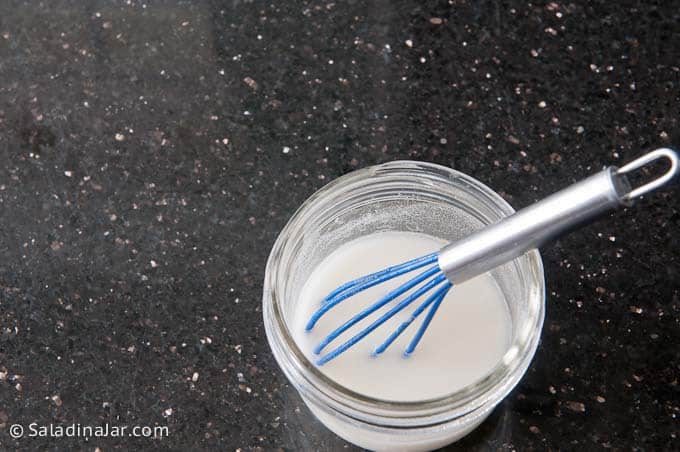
[0,1,678,450]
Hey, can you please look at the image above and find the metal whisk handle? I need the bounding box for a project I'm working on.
[438,148,679,284]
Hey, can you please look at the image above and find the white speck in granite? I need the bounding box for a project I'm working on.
[565,401,586,413]
[222,138,229,145]
[163,408,173,417]
[538,101,547,108]
[576,125,585,134]
[243,77,258,89]
[596,395,606,403]
[282,146,290,154]
[115,133,125,141]
[192,372,199,382]
[64,170,73,177]
[429,17,443,25]
[419,56,426,63]
[234,344,242,354]
[51,394,62,406]
[405,39,413,48]
[150,260,158,268]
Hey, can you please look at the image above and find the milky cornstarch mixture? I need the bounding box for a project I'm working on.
[292,231,512,402]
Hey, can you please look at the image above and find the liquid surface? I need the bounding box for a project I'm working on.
[292,231,512,402]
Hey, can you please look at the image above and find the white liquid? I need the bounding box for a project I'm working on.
[292,231,512,402]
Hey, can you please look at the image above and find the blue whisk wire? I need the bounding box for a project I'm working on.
[404,281,451,355]
[305,252,438,331]
[372,281,452,356]
[320,252,438,305]
[314,273,449,366]
[305,248,456,365]
[312,265,441,355]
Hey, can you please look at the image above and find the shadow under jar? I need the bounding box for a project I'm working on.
[263,161,545,451]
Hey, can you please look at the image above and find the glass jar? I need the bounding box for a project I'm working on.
[262,161,545,451]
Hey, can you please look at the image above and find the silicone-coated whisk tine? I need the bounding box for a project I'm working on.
[316,273,448,366]
[306,259,439,332]
[312,265,441,354]
[320,252,438,305]
[404,281,452,356]
[372,282,452,357]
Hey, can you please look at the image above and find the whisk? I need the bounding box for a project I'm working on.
[306,148,679,365]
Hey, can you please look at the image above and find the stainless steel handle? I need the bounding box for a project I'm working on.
[438,148,679,284]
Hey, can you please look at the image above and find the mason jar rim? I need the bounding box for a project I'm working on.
[263,160,545,426]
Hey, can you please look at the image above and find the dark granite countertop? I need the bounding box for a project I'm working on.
[1,1,678,450]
